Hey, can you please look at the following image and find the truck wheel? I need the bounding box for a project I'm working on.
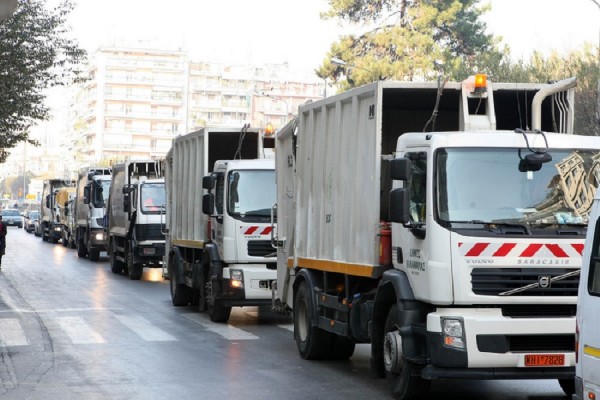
[109,243,124,274]
[294,281,332,360]
[62,233,68,247]
[169,258,191,306]
[384,304,430,400]
[77,237,87,258]
[558,378,575,396]
[126,251,143,280]
[89,248,100,262]
[206,279,231,322]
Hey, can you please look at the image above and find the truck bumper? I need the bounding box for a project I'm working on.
[133,242,165,266]
[218,264,276,307]
[89,229,107,249]
[424,308,575,379]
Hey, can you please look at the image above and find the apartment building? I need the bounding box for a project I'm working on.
[70,46,326,165]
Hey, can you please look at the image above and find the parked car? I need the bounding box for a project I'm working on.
[24,210,39,233]
[1,208,22,228]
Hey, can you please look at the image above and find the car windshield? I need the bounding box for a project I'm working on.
[436,148,600,229]
[2,210,20,216]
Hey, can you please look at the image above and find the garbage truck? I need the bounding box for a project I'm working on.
[75,167,112,261]
[164,126,277,322]
[106,160,165,280]
[272,75,600,399]
[40,179,76,243]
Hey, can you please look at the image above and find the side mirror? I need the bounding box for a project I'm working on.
[390,158,412,181]
[389,188,410,224]
[83,186,90,204]
[202,175,215,190]
[202,193,214,215]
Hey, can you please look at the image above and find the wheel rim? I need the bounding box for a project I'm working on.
[383,330,404,374]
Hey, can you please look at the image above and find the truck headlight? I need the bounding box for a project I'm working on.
[229,269,244,289]
[442,318,465,349]
[94,232,104,241]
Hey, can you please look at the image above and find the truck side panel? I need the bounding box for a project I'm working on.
[296,86,381,272]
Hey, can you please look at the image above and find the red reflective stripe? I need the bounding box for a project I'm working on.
[244,226,259,235]
[261,227,272,235]
[520,243,542,257]
[465,243,489,257]
[493,243,517,257]
[572,243,584,255]
[545,244,569,258]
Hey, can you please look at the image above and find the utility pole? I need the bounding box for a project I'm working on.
[593,0,600,135]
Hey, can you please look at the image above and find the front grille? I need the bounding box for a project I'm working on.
[502,304,576,318]
[471,268,579,296]
[248,240,275,257]
[135,224,165,241]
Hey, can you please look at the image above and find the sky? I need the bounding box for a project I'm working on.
[65,0,600,74]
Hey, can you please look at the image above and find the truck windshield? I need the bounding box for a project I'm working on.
[436,148,600,230]
[227,170,275,219]
[140,182,165,214]
[92,180,111,208]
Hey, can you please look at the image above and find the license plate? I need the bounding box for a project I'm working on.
[524,354,565,366]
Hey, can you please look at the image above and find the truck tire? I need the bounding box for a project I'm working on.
[206,278,231,323]
[89,248,100,262]
[294,281,333,360]
[77,237,87,258]
[384,304,430,400]
[126,250,143,280]
[109,242,125,274]
[169,257,191,306]
[558,378,575,396]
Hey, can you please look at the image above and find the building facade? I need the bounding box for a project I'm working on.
[70,46,326,165]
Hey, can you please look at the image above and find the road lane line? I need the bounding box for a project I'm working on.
[182,314,259,340]
[0,318,29,346]
[114,315,176,342]
[277,324,294,333]
[55,316,105,344]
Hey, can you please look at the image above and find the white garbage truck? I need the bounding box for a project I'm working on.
[164,126,277,322]
[106,160,165,280]
[272,75,600,399]
[40,179,76,243]
[75,166,112,261]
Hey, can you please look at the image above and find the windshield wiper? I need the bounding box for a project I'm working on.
[449,220,531,235]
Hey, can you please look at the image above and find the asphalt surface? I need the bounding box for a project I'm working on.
[0,227,572,400]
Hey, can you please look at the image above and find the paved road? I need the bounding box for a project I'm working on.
[0,227,572,399]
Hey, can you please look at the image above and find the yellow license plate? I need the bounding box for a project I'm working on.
[524,354,565,366]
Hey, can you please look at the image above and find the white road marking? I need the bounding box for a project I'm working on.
[114,315,176,342]
[0,318,29,346]
[56,316,105,344]
[182,313,259,340]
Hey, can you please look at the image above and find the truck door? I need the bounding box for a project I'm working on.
[213,172,225,256]
[578,209,600,395]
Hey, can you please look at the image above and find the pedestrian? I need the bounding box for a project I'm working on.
[0,215,6,269]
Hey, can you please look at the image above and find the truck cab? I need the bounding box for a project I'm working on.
[201,158,277,321]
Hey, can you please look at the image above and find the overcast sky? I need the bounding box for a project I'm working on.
[66,0,600,73]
